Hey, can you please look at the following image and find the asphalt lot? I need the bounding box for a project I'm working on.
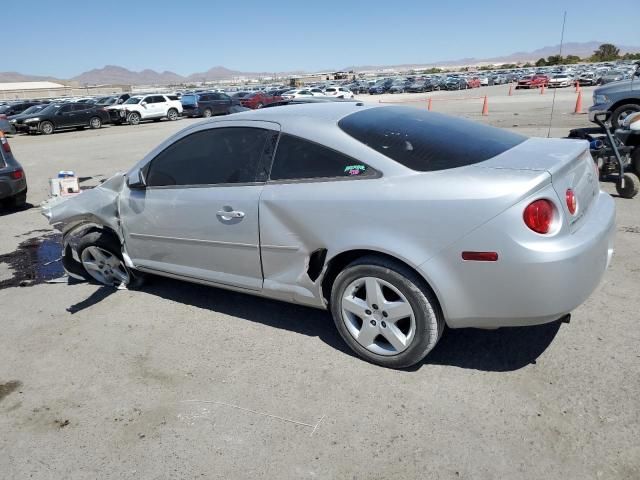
[1,84,639,479]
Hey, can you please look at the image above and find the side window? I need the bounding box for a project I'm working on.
[270,134,375,181]
[146,127,272,187]
[142,97,153,104]
[153,96,165,103]
[219,93,231,101]
[58,105,72,114]
[73,104,88,111]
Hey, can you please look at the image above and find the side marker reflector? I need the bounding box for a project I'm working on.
[462,251,499,262]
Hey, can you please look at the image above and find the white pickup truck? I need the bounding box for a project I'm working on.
[107,94,182,125]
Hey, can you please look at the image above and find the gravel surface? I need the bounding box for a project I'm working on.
[1,90,638,479]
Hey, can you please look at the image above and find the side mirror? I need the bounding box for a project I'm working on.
[126,168,147,190]
[141,101,147,107]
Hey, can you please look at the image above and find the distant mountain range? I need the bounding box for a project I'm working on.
[2,41,638,86]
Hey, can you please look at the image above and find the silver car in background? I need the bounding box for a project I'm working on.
[44,104,615,368]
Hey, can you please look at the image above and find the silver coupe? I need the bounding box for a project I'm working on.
[44,104,616,368]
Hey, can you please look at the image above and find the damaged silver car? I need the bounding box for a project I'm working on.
[43,104,615,368]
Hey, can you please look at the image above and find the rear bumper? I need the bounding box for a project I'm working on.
[421,190,616,329]
[0,176,27,200]
[182,107,200,117]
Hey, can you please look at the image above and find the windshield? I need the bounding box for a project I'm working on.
[124,97,142,105]
[37,104,63,115]
[21,105,45,115]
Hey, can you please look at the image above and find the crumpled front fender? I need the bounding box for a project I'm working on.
[41,173,126,241]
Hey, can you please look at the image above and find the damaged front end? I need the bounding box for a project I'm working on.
[41,174,128,278]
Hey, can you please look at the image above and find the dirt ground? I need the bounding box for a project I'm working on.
[1,86,639,479]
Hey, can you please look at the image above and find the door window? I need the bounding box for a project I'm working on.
[145,127,273,187]
[269,134,376,181]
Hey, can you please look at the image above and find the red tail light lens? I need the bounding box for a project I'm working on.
[565,189,577,215]
[523,199,554,234]
[10,169,24,180]
[0,134,11,153]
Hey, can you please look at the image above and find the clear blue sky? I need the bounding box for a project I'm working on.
[5,0,639,77]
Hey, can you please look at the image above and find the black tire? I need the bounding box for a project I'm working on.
[202,108,213,118]
[72,230,145,287]
[616,173,639,199]
[40,121,54,135]
[330,256,444,369]
[167,108,179,121]
[611,104,640,130]
[89,116,102,129]
[128,112,141,125]
[632,149,640,177]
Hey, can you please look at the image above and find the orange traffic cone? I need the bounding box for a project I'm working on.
[508,84,513,96]
[574,90,583,114]
[427,97,432,111]
[575,81,580,93]
[482,96,489,116]
[540,83,545,95]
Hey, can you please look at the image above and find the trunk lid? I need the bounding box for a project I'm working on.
[478,137,599,232]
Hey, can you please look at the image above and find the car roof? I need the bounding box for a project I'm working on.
[207,101,371,130]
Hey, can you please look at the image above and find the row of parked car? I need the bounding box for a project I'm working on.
[0,86,360,135]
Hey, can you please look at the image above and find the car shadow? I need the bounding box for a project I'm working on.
[0,203,35,216]
[121,276,563,372]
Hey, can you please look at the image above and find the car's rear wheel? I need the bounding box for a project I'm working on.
[40,121,54,135]
[89,116,102,129]
[611,104,640,130]
[330,256,444,369]
[203,108,213,118]
[167,108,179,121]
[128,112,141,125]
[74,231,138,286]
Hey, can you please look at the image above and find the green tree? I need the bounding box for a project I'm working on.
[592,43,620,62]
[565,55,581,64]
[523,62,533,68]
[546,55,563,65]
[622,52,640,60]
[535,58,547,67]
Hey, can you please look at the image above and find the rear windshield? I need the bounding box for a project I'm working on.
[181,94,197,105]
[338,107,526,172]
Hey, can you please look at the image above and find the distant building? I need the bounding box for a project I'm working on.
[0,81,72,100]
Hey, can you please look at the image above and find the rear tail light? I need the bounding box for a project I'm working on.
[0,114,6,119]
[0,133,11,153]
[565,189,577,215]
[10,168,24,180]
[462,251,499,261]
[523,199,554,234]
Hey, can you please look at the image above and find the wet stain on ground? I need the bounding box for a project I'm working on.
[0,380,22,402]
[0,233,65,289]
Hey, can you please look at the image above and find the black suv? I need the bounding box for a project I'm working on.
[181,92,234,118]
[21,103,111,135]
[0,102,43,117]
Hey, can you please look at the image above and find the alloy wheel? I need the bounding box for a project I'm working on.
[341,276,416,356]
[81,246,130,285]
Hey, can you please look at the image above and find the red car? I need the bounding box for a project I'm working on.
[466,77,481,88]
[239,92,281,109]
[515,75,549,89]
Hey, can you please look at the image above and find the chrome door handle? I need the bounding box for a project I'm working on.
[217,210,245,219]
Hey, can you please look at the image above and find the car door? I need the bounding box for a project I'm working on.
[210,93,225,114]
[55,104,76,127]
[139,96,155,119]
[73,103,92,125]
[120,121,280,290]
[217,93,232,113]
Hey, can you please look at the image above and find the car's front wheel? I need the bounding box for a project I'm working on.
[330,256,444,368]
[89,116,102,129]
[611,103,640,130]
[40,121,54,135]
[128,112,141,125]
[72,230,143,287]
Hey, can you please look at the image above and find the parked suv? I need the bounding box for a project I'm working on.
[589,63,640,129]
[21,103,110,135]
[0,131,27,208]
[181,92,234,117]
[109,95,182,125]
